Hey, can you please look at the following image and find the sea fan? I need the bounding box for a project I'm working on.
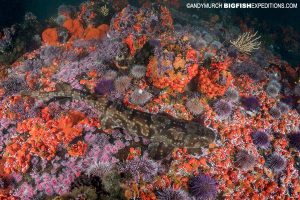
[114,76,131,93]
[267,154,286,172]
[130,89,153,105]
[235,150,255,170]
[230,31,261,54]
[157,188,191,200]
[213,100,232,119]
[189,174,217,200]
[288,132,300,150]
[186,98,205,115]
[130,65,146,79]
[120,155,159,182]
[251,131,270,149]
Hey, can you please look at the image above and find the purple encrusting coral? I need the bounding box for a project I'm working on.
[189,174,218,200]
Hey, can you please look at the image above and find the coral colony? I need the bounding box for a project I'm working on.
[0,1,300,200]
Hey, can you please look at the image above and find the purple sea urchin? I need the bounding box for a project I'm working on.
[186,98,204,115]
[267,154,286,172]
[213,100,232,119]
[189,174,217,200]
[130,89,153,105]
[157,188,191,200]
[235,150,255,170]
[288,132,300,150]
[114,76,131,93]
[120,155,159,182]
[252,131,270,149]
[225,88,239,102]
[130,65,146,79]
[241,96,261,111]
[94,79,115,95]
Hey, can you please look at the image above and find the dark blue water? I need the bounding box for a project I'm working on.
[0,0,84,28]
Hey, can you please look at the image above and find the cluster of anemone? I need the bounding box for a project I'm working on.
[186,98,205,115]
[189,174,217,200]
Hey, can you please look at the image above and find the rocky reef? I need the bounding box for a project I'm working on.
[0,0,300,200]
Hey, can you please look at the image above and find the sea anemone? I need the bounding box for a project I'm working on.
[294,84,300,96]
[114,76,131,93]
[240,96,261,111]
[269,80,281,89]
[186,98,205,115]
[130,65,146,79]
[156,188,191,200]
[104,70,118,80]
[235,150,255,170]
[94,79,115,95]
[269,107,281,119]
[85,161,113,177]
[277,102,289,114]
[120,155,159,182]
[251,131,270,149]
[225,88,239,102]
[213,100,232,119]
[189,174,217,200]
[288,132,300,150]
[266,84,280,98]
[267,154,286,172]
[130,89,153,105]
